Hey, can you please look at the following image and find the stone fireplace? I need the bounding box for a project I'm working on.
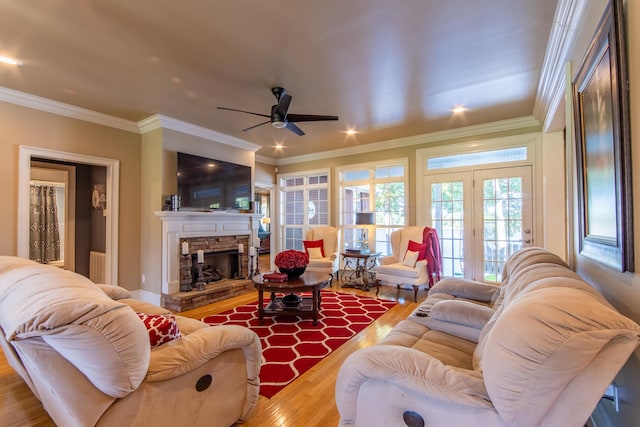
[179,235,249,290]
[155,211,262,311]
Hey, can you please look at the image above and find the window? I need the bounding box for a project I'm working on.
[427,147,528,171]
[279,171,330,251]
[339,160,408,255]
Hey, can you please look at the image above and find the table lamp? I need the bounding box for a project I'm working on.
[355,212,375,252]
[261,216,271,231]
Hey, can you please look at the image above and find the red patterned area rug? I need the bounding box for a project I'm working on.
[202,291,397,398]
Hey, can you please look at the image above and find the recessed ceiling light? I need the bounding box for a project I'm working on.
[345,129,358,136]
[0,55,23,66]
[451,105,467,114]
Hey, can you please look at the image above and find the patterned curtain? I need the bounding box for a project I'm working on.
[29,185,61,263]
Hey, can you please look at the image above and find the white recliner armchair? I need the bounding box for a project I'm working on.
[304,226,340,284]
[0,256,261,427]
[375,226,431,301]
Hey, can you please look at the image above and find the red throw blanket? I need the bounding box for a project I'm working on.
[422,226,442,287]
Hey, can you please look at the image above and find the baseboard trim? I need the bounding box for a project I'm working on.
[130,289,162,306]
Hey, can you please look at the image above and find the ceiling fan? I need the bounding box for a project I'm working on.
[218,87,338,136]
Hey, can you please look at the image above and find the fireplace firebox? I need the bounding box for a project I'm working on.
[191,250,240,286]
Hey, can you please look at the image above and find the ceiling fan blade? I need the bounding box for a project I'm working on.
[285,122,305,136]
[242,121,270,132]
[275,93,292,117]
[286,113,339,123]
[217,107,270,119]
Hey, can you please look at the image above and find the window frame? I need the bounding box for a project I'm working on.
[277,168,331,252]
[337,158,409,255]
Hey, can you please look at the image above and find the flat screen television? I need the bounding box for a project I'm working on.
[177,152,252,210]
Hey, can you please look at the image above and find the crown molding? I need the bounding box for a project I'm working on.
[274,116,541,165]
[1,86,540,163]
[137,114,261,152]
[534,0,588,131]
[0,86,141,133]
[0,87,261,151]
[255,154,277,165]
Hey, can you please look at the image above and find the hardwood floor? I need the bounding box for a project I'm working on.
[0,280,424,427]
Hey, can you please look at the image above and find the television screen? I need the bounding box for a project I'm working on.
[177,152,251,210]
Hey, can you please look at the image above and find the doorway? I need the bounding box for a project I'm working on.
[255,184,273,270]
[18,146,120,284]
[424,166,533,282]
[29,162,76,271]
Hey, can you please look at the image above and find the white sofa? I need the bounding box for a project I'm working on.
[375,226,430,300]
[0,256,261,427]
[336,247,640,427]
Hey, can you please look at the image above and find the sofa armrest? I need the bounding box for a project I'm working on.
[428,278,499,303]
[335,345,490,422]
[120,298,172,315]
[416,300,495,342]
[145,324,261,383]
[431,300,494,328]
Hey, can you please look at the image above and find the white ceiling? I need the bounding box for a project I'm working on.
[0,0,559,159]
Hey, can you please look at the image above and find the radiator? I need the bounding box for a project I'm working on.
[89,251,106,283]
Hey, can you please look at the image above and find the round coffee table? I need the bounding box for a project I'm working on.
[252,271,332,326]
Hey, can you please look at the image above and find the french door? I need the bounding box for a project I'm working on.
[425,166,532,282]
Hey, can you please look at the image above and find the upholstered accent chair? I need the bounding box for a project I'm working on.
[304,226,340,283]
[375,226,432,301]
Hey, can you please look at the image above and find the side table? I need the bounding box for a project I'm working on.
[341,251,381,291]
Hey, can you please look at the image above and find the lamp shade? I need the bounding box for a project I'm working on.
[355,212,375,225]
[261,217,271,224]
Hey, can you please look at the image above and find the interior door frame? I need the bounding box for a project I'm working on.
[255,181,274,270]
[18,146,120,284]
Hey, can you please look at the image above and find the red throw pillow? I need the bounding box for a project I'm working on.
[407,240,427,261]
[303,239,325,257]
[136,313,181,348]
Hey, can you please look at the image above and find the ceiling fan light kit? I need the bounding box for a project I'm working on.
[218,87,338,136]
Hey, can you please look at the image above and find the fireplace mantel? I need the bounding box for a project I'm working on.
[155,211,263,294]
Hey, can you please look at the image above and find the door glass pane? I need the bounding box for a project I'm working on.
[482,177,523,281]
[431,181,464,277]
